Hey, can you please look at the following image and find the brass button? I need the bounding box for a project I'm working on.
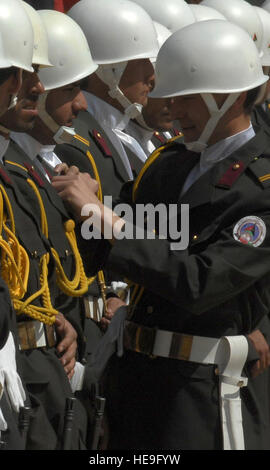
[193,235,198,241]
[65,249,70,257]
[64,219,75,232]
[97,132,101,138]
[232,163,240,171]
[31,250,38,258]
[214,367,219,376]
[237,380,244,388]
[154,131,160,136]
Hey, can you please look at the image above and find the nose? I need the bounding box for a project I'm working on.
[72,90,87,113]
[32,72,45,96]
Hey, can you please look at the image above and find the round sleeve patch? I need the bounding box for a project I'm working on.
[233,216,266,247]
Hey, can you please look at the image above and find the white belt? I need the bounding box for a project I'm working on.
[124,321,248,450]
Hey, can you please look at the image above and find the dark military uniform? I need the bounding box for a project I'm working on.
[0,155,88,449]
[56,110,132,199]
[104,127,270,449]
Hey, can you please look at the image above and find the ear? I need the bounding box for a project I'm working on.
[7,68,22,97]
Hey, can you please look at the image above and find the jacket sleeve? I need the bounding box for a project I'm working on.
[106,203,270,315]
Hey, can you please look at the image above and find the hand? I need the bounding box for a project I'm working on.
[100,297,127,331]
[0,332,26,412]
[54,163,80,176]
[51,171,100,219]
[247,329,270,378]
[55,313,78,380]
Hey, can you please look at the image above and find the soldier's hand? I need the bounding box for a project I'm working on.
[54,163,80,176]
[55,313,78,380]
[100,297,127,331]
[247,329,270,378]
[51,171,100,220]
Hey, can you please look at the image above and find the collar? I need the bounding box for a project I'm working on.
[199,123,255,173]
[125,119,155,156]
[0,134,10,162]
[10,132,44,161]
[83,91,129,131]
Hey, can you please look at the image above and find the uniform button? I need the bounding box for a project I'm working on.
[232,163,240,170]
[64,219,75,232]
[97,132,101,138]
[154,131,160,136]
[147,306,154,314]
[65,249,70,257]
[31,250,38,258]
[193,235,198,241]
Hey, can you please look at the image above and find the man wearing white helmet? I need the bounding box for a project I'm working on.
[53,19,270,450]
[67,0,159,182]
[0,3,95,450]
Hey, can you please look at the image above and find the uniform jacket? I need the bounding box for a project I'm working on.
[105,127,270,449]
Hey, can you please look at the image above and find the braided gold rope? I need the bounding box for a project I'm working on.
[27,177,96,297]
[0,184,56,324]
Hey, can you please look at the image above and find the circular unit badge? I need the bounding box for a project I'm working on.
[233,216,266,247]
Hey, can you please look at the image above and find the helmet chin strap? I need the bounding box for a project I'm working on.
[96,63,143,131]
[37,92,76,144]
[185,93,240,153]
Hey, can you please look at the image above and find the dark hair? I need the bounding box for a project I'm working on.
[243,86,261,114]
[0,67,17,87]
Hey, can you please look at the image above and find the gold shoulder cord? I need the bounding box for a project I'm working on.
[26,177,96,297]
[0,182,57,325]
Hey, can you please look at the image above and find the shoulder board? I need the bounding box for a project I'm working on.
[248,155,270,189]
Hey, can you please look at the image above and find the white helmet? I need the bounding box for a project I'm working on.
[190,4,226,22]
[154,22,172,51]
[37,10,98,145]
[201,0,264,56]
[254,7,270,67]
[132,0,195,33]
[22,2,51,68]
[151,20,268,152]
[68,0,159,126]
[0,0,34,72]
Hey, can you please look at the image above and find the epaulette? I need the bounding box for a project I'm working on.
[248,155,270,189]
[92,129,112,157]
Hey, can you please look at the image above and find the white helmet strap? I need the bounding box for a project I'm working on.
[96,63,143,130]
[185,92,240,153]
[38,92,76,144]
